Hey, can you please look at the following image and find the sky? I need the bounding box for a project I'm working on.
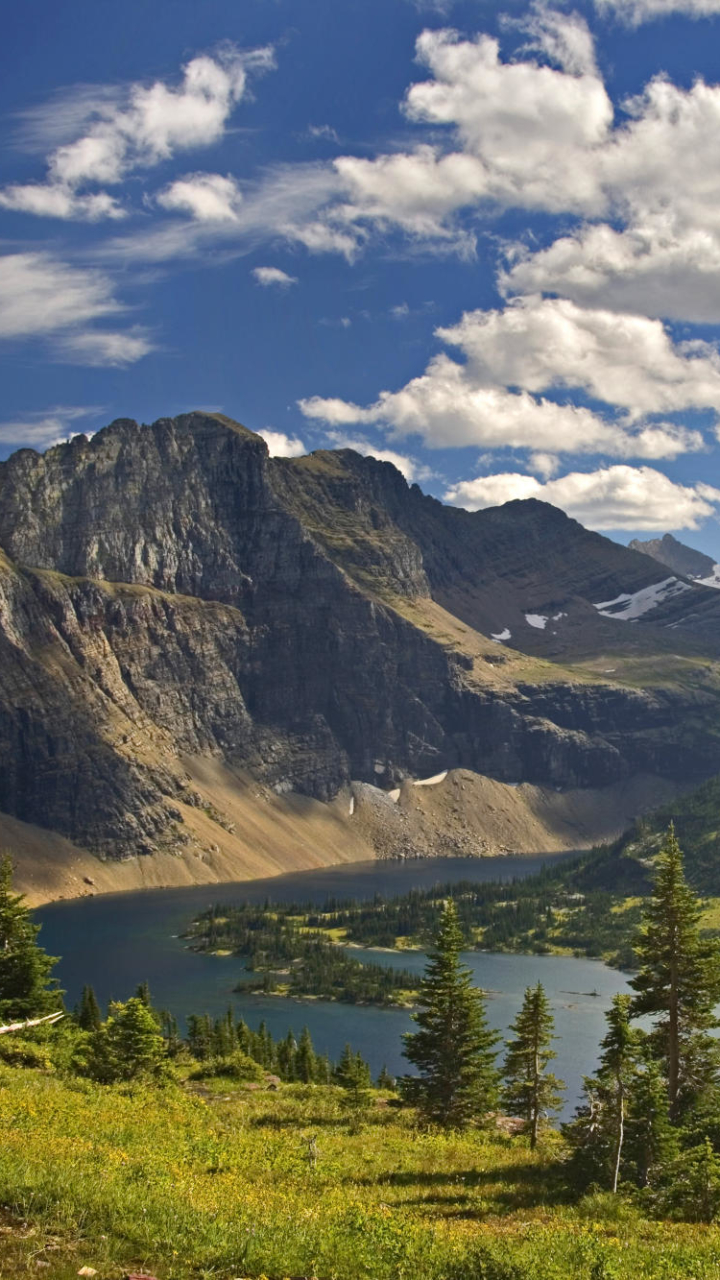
[4,0,720,556]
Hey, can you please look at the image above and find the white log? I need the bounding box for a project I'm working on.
[0,1013,64,1034]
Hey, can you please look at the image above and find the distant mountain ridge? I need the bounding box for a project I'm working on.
[629,532,720,585]
[2,411,720,891]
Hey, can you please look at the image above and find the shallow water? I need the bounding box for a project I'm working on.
[37,854,629,1115]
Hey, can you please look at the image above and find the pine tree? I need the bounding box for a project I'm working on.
[630,824,720,1119]
[85,996,166,1082]
[625,1056,677,1188]
[276,1029,297,1080]
[0,855,61,1020]
[565,995,641,1192]
[377,1064,395,1090]
[295,1026,317,1083]
[502,982,564,1148]
[76,984,102,1032]
[402,900,500,1128]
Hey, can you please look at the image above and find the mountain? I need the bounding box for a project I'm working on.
[629,532,720,587]
[3,410,720,900]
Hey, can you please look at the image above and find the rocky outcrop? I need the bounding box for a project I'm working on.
[629,533,716,580]
[1,411,719,861]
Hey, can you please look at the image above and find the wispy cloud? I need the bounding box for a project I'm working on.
[0,45,274,222]
[0,252,152,364]
[0,405,102,449]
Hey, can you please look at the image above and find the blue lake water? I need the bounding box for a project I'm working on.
[36,855,630,1116]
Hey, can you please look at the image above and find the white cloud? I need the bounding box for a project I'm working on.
[0,184,124,220]
[257,428,306,457]
[0,405,101,449]
[1,46,274,220]
[0,252,151,365]
[55,328,154,366]
[436,296,720,419]
[501,220,720,324]
[252,266,298,288]
[595,0,720,23]
[157,173,242,222]
[300,295,717,461]
[0,253,120,338]
[306,124,340,143]
[445,465,720,531]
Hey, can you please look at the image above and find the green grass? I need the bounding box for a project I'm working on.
[2,1066,720,1279]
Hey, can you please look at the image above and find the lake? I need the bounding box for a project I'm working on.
[36,854,630,1116]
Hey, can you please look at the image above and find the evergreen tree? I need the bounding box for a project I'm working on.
[625,1056,677,1188]
[502,982,564,1149]
[276,1029,298,1080]
[656,1137,720,1223]
[402,900,500,1128]
[187,1013,214,1060]
[85,996,166,1082]
[565,995,641,1192]
[76,984,102,1032]
[377,1064,395,1090]
[0,855,61,1020]
[630,824,720,1119]
[295,1026,316,1083]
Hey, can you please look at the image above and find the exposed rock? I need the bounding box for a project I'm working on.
[0,411,719,867]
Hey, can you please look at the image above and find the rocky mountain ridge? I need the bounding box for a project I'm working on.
[2,411,720,882]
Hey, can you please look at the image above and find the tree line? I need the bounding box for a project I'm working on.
[3,826,720,1220]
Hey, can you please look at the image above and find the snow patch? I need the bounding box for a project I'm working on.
[525,613,548,630]
[348,795,355,817]
[387,788,401,803]
[490,628,511,642]
[696,565,720,590]
[413,771,448,788]
[594,577,692,621]
[552,612,567,621]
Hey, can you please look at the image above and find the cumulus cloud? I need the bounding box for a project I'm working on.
[595,0,720,23]
[257,428,306,457]
[445,465,720,531]
[157,173,242,222]
[0,405,101,450]
[501,221,720,324]
[300,295,717,461]
[437,296,720,419]
[0,252,151,364]
[0,46,274,220]
[252,266,298,288]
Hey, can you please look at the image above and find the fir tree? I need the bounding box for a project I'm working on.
[276,1029,298,1080]
[565,995,640,1192]
[377,1064,395,1090]
[0,855,61,1020]
[630,824,720,1119]
[402,900,500,1128]
[625,1056,677,1188]
[295,1026,316,1083]
[502,982,564,1148]
[85,996,166,1082]
[76,984,102,1032]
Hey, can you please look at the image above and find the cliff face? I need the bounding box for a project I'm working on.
[1,411,719,863]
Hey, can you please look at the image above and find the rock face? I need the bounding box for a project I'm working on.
[1,411,720,861]
[629,533,716,581]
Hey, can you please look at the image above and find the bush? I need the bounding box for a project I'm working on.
[190,1051,265,1082]
[0,1037,54,1070]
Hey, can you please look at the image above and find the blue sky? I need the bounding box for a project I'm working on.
[4,0,720,555]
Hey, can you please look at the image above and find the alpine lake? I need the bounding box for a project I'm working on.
[36,853,631,1118]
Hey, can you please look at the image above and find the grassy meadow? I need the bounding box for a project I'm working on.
[1,1062,720,1280]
